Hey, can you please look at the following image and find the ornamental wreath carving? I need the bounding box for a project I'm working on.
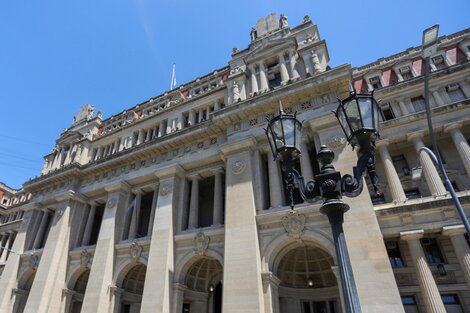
[231,160,246,175]
[129,241,143,261]
[281,210,306,239]
[107,198,117,209]
[160,185,171,196]
[80,249,91,268]
[193,233,210,256]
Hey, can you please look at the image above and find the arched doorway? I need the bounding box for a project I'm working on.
[183,257,223,313]
[13,270,35,313]
[275,244,340,313]
[69,269,90,313]
[119,263,147,313]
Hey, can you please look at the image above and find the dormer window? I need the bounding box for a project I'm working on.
[399,66,413,80]
[431,55,446,70]
[369,76,382,89]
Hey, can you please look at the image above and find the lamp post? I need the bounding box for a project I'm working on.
[420,25,470,235]
[265,91,381,313]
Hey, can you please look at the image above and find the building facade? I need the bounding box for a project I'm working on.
[0,13,470,313]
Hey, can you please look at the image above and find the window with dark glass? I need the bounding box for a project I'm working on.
[399,66,413,80]
[431,55,446,70]
[446,83,466,102]
[411,96,426,112]
[441,294,460,304]
[369,76,382,89]
[405,189,421,199]
[421,238,444,264]
[385,241,405,268]
[401,296,417,305]
[381,104,395,121]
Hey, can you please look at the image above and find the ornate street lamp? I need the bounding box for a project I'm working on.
[265,91,381,313]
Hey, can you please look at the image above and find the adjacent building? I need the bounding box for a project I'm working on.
[0,13,469,313]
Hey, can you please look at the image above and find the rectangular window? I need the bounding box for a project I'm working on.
[405,189,421,199]
[381,104,395,121]
[88,204,105,245]
[446,84,466,102]
[431,55,446,70]
[369,76,382,89]
[421,238,444,264]
[385,241,405,268]
[399,66,413,80]
[411,96,426,112]
[401,296,417,305]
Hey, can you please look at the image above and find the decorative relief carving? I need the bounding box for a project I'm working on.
[107,198,117,209]
[210,138,217,145]
[160,185,172,196]
[129,242,142,261]
[231,160,246,175]
[193,233,210,256]
[26,253,39,269]
[80,249,91,268]
[326,136,346,149]
[282,210,306,239]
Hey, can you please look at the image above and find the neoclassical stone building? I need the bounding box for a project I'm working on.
[0,13,470,313]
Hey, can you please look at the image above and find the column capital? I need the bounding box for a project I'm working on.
[220,137,257,156]
[186,173,202,181]
[173,282,188,292]
[261,272,281,287]
[210,167,225,175]
[54,190,79,203]
[442,225,467,237]
[154,164,185,180]
[375,139,390,149]
[400,229,424,241]
[104,181,130,193]
[444,122,463,134]
[407,131,425,143]
[62,288,76,298]
[130,187,145,195]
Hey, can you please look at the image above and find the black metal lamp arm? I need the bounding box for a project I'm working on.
[341,151,379,197]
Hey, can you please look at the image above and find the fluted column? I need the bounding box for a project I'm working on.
[289,51,300,81]
[259,63,269,93]
[147,185,159,237]
[445,123,470,176]
[188,175,200,229]
[81,204,96,246]
[279,54,290,86]
[376,140,407,203]
[401,230,446,313]
[301,53,314,77]
[158,121,166,137]
[408,132,446,196]
[299,141,314,183]
[188,111,196,126]
[0,233,11,264]
[432,90,445,107]
[137,129,145,145]
[442,225,470,291]
[267,155,284,208]
[250,65,259,96]
[128,191,142,239]
[212,169,224,225]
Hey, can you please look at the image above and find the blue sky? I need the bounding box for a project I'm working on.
[1,0,469,189]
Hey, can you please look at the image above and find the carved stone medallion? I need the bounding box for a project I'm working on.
[107,198,117,209]
[193,233,210,256]
[160,185,171,196]
[231,160,246,175]
[80,249,91,268]
[281,210,306,239]
[129,241,142,261]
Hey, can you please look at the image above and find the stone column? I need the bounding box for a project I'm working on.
[442,225,470,291]
[81,183,130,313]
[128,191,142,239]
[267,155,284,208]
[299,141,314,182]
[61,289,76,313]
[0,233,11,264]
[158,122,166,137]
[259,63,269,93]
[445,123,470,176]
[289,51,300,81]
[250,65,259,96]
[376,140,407,203]
[400,230,446,313]
[408,132,446,196]
[109,286,123,313]
[0,210,29,313]
[23,194,77,313]
[311,51,322,74]
[261,272,280,313]
[145,129,152,142]
[397,99,410,115]
[212,169,224,225]
[432,90,445,107]
[301,53,314,77]
[32,211,49,249]
[172,283,186,313]
[96,146,103,160]
[137,129,145,145]
[187,175,200,229]
[147,185,159,237]
[114,138,121,153]
[140,165,183,313]
[220,138,265,313]
[279,54,290,86]
[81,204,96,246]
[188,111,196,126]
